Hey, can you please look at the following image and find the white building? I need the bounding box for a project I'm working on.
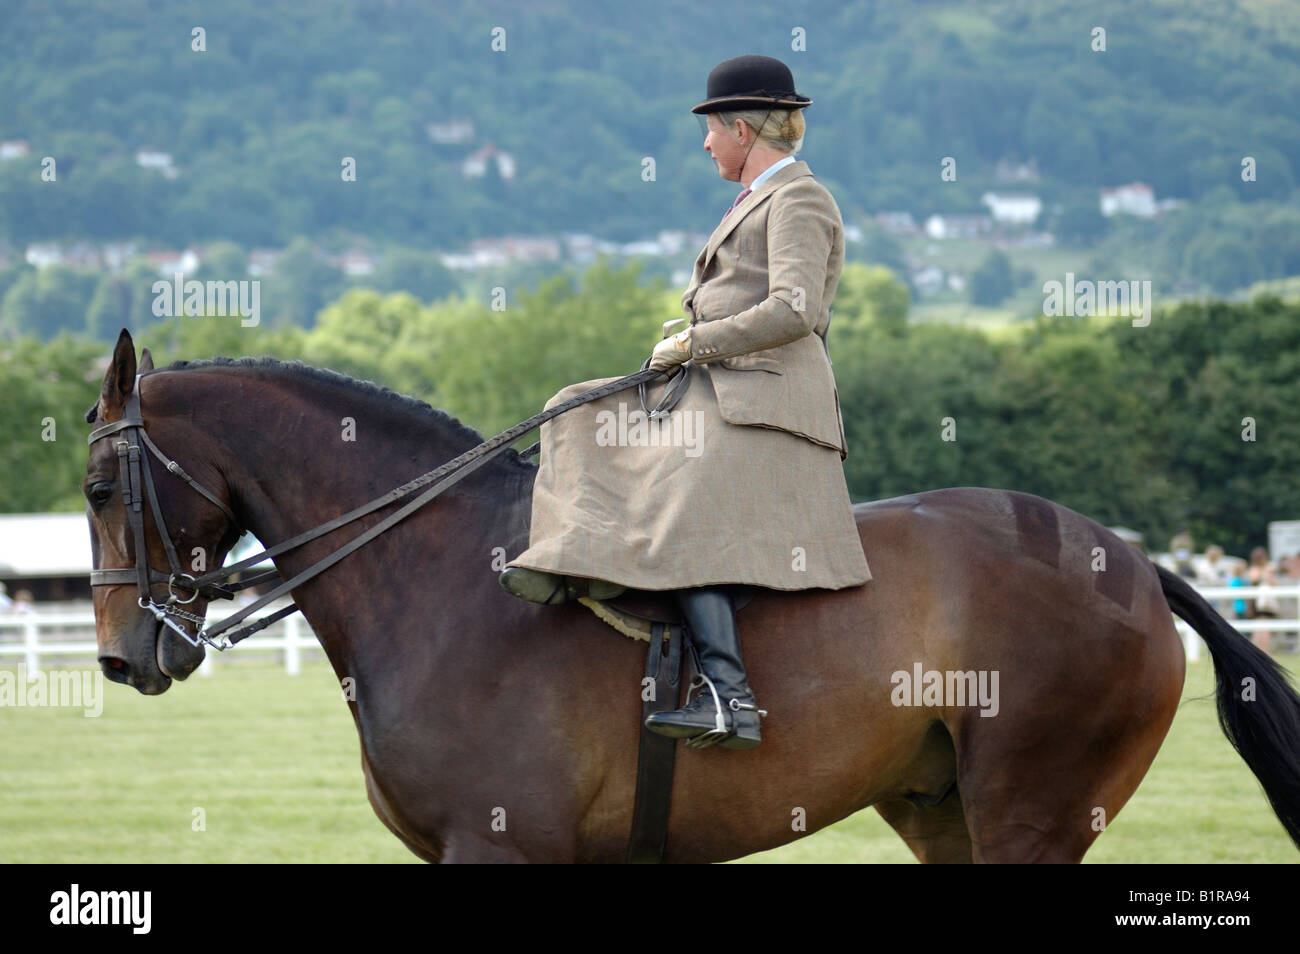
[981,192,1042,225]
[461,145,516,181]
[1099,182,1157,218]
[924,214,993,240]
[427,119,475,144]
[24,242,63,268]
[136,149,178,179]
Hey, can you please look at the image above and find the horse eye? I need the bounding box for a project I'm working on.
[88,482,114,506]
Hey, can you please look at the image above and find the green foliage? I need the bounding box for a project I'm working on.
[1054,198,1109,245]
[968,249,1014,305]
[0,0,1296,252]
[830,263,910,338]
[4,255,1298,558]
[1,266,99,338]
[0,334,105,511]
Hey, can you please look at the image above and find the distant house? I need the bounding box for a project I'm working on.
[445,236,559,269]
[924,214,993,240]
[136,149,178,179]
[427,119,475,144]
[62,243,103,269]
[874,211,919,236]
[461,144,516,180]
[24,242,64,268]
[562,233,620,263]
[102,242,138,272]
[333,249,376,277]
[981,192,1042,225]
[995,157,1039,183]
[1099,182,1156,218]
[248,249,281,277]
[469,236,558,261]
[0,140,30,161]
[143,248,201,277]
[911,265,945,294]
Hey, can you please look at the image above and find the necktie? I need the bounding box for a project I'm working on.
[721,188,751,222]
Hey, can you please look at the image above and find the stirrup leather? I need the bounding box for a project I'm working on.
[682,672,769,750]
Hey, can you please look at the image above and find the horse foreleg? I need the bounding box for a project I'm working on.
[874,786,973,863]
[439,832,538,863]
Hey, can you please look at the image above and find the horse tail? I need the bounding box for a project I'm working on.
[1156,563,1300,849]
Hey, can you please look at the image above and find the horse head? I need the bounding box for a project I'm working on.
[83,329,243,694]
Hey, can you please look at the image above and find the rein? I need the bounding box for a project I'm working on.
[88,363,688,650]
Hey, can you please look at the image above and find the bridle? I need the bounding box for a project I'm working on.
[87,374,267,649]
[86,364,685,652]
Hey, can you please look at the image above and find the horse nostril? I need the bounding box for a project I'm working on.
[99,656,130,684]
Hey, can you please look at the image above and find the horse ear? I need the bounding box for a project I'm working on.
[139,347,155,372]
[99,328,137,415]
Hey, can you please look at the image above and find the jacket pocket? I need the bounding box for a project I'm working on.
[719,351,785,374]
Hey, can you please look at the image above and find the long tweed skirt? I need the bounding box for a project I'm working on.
[506,365,871,592]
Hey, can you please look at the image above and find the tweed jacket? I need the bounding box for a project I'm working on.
[681,159,848,458]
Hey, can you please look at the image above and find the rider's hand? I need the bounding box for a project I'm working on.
[649,329,692,374]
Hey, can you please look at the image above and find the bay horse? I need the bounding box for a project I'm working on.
[83,330,1300,862]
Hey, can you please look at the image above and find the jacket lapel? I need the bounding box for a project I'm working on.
[699,160,812,271]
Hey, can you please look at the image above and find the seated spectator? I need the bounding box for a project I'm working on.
[1196,545,1231,616]
[1246,547,1278,655]
[1170,530,1196,579]
[1228,559,1250,620]
[1195,545,1228,584]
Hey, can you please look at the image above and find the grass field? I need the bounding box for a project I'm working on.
[1,655,1295,863]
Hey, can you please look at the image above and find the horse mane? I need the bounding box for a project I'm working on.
[87,355,535,469]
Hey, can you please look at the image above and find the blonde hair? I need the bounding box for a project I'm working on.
[715,107,805,154]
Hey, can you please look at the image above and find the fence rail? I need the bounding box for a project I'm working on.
[0,601,316,675]
[1,585,1296,672]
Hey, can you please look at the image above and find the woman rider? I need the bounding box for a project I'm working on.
[500,54,871,749]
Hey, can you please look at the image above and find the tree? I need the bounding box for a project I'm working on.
[830,263,910,339]
[968,250,1014,307]
[1054,198,1109,244]
[365,249,459,303]
[0,266,99,338]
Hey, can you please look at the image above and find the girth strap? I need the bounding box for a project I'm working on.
[628,621,684,863]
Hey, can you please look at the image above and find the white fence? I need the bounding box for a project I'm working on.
[0,601,318,675]
[0,585,1296,672]
[1174,584,1300,661]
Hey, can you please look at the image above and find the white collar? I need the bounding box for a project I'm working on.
[747,154,797,193]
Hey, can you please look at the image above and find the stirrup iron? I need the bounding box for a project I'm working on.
[683,672,731,751]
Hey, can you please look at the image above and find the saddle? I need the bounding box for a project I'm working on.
[578,584,756,641]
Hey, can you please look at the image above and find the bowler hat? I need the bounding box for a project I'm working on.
[691,54,812,114]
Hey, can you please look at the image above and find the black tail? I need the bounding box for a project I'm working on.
[1157,564,1300,850]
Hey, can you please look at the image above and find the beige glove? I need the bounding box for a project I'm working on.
[649,328,692,373]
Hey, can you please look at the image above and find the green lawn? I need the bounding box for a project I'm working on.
[1,656,1295,863]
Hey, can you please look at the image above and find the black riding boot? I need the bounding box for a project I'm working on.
[643,586,765,749]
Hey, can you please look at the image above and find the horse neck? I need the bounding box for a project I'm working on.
[147,368,534,666]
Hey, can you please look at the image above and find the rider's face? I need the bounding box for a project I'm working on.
[702,114,748,182]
